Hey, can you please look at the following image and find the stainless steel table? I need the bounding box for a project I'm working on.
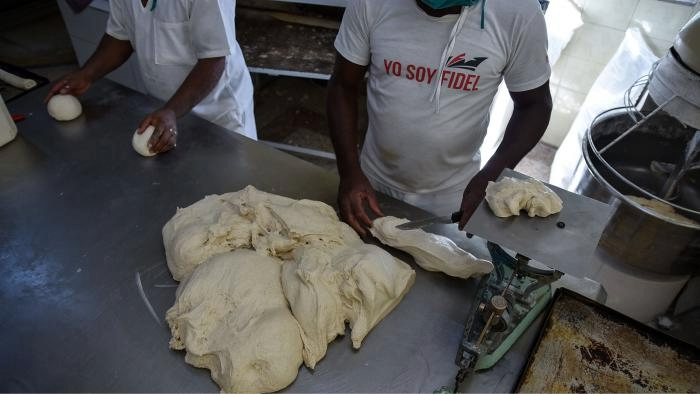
[0,80,536,392]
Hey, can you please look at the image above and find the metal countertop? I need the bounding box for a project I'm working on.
[0,80,536,392]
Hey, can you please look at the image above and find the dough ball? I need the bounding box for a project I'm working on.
[47,94,82,121]
[371,216,493,279]
[132,126,156,157]
[485,177,563,218]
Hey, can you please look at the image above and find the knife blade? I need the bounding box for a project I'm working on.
[395,210,463,230]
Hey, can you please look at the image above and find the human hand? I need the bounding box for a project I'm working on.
[137,107,178,154]
[44,70,93,103]
[457,170,496,231]
[338,172,384,237]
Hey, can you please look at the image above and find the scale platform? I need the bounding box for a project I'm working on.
[463,168,615,279]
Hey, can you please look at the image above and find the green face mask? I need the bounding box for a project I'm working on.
[419,0,480,9]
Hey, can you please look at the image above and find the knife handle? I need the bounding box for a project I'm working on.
[450,210,464,223]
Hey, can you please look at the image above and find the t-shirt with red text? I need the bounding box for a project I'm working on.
[335,0,550,196]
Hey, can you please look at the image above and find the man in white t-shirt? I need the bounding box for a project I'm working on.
[328,0,552,236]
[46,0,256,153]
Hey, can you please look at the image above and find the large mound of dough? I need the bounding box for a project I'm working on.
[484,177,563,218]
[166,250,304,393]
[162,185,361,281]
[370,216,493,279]
[163,186,416,392]
[282,244,415,369]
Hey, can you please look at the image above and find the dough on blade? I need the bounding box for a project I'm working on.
[371,216,493,279]
[282,244,415,368]
[166,250,303,393]
[132,126,156,157]
[485,177,563,218]
[47,94,82,121]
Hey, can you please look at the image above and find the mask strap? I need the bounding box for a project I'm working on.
[480,0,487,29]
[430,6,470,114]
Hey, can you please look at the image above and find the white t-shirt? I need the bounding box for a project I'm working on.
[107,0,257,140]
[335,0,550,213]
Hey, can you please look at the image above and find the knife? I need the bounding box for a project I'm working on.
[395,210,463,230]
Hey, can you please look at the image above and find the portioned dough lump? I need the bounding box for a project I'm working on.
[132,126,156,157]
[166,250,304,394]
[47,94,82,121]
[371,216,493,279]
[485,176,563,218]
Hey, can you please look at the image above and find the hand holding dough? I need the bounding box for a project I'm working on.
[371,216,493,279]
[47,94,82,121]
[485,177,563,218]
[132,126,156,157]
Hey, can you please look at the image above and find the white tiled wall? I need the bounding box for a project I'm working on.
[542,0,700,147]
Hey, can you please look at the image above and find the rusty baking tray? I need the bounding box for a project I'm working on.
[514,288,700,393]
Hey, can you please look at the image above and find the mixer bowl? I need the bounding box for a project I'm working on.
[577,109,700,275]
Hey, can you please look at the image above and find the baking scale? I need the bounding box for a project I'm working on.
[433,168,614,392]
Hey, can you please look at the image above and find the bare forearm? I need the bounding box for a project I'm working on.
[163,57,225,117]
[81,34,133,82]
[482,85,552,177]
[327,79,362,178]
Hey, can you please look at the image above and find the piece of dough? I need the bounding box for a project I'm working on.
[166,250,304,394]
[332,244,416,349]
[162,193,255,281]
[132,126,156,157]
[485,177,563,218]
[163,186,418,390]
[163,185,362,281]
[371,216,493,279]
[47,94,82,121]
[282,244,415,368]
[281,247,345,369]
[626,195,699,226]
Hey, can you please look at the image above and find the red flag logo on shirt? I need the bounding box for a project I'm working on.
[446,54,487,71]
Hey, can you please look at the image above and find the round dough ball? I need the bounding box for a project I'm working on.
[132,126,157,157]
[47,95,82,121]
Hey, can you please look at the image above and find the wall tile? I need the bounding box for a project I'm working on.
[542,87,587,146]
[632,0,695,41]
[647,38,674,57]
[557,55,607,94]
[582,0,639,30]
[550,55,568,86]
[564,24,626,64]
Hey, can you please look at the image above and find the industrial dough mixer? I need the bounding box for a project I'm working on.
[578,12,700,327]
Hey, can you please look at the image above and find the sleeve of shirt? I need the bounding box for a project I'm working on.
[502,1,551,92]
[189,0,235,59]
[334,0,372,66]
[106,0,130,41]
